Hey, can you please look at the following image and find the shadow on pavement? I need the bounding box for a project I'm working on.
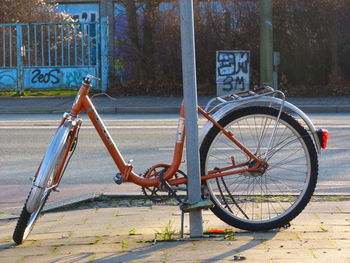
[0,243,16,250]
[95,241,183,262]
[202,231,277,262]
[51,253,95,263]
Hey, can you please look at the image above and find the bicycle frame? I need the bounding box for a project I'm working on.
[56,78,267,188]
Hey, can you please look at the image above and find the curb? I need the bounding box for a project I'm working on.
[2,193,350,221]
[2,105,350,114]
[296,105,350,113]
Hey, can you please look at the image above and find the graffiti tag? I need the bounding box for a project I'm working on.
[216,51,250,95]
[31,69,60,84]
[65,71,89,87]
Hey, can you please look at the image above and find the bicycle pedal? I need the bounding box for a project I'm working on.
[52,187,61,192]
[113,173,123,185]
[181,199,214,213]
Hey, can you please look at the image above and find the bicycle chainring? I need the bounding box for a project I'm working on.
[141,165,187,203]
[141,166,172,203]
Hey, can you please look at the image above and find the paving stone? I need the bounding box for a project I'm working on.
[0,201,349,262]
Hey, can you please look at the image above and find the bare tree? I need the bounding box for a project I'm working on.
[0,0,73,23]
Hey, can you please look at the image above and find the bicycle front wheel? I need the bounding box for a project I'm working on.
[13,122,75,244]
[200,106,318,231]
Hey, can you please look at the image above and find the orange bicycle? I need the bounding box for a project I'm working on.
[13,75,328,244]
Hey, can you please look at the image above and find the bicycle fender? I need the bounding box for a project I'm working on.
[26,121,73,213]
[199,97,322,154]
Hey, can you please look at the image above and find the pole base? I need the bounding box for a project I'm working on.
[181,199,214,213]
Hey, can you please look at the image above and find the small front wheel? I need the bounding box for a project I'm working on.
[13,189,51,245]
[200,106,318,231]
[13,122,76,244]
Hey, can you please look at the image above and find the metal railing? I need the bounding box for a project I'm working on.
[0,21,107,92]
[0,22,99,68]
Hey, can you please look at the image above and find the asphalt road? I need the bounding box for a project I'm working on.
[0,113,349,193]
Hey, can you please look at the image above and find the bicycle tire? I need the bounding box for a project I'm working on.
[200,106,318,231]
[13,122,74,244]
[13,188,51,245]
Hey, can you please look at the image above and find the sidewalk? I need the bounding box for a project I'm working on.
[0,95,350,114]
[0,200,349,263]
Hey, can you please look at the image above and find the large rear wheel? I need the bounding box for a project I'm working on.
[200,106,318,231]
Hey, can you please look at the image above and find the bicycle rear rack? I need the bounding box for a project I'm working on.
[204,86,287,163]
[204,86,286,115]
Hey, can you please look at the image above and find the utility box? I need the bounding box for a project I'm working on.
[216,50,250,97]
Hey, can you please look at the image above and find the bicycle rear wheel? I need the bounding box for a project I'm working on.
[13,121,76,244]
[200,106,318,231]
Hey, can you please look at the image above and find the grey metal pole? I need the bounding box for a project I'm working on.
[179,0,203,238]
[101,17,109,93]
[260,0,273,87]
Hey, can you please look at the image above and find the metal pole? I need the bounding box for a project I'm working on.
[101,17,109,93]
[16,25,23,93]
[179,0,203,238]
[260,0,273,87]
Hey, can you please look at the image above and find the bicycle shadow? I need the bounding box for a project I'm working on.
[90,231,277,262]
[0,243,16,250]
[50,253,96,263]
[94,241,184,262]
[202,231,278,262]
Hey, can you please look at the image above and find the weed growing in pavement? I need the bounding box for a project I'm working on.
[308,248,317,259]
[89,253,96,262]
[50,244,63,255]
[319,225,328,232]
[225,232,237,241]
[82,217,88,225]
[191,241,197,250]
[43,226,52,234]
[114,209,120,217]
[121,241,128,252]
[155,220,176,241]
[162,249,169,261]
[98,196,111,202]
[56,215,65,221]
[129,228,137,235]
[89,236,102,245]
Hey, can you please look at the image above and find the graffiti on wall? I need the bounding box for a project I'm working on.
[31,69,60,84]
[58,4,99,23]
[23,68,96,89]
[0,70,17,90]
[216,51,250,96]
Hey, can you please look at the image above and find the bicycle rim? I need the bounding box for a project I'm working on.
[202,107,317,228]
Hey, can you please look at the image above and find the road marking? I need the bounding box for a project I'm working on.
[0,126,180,129]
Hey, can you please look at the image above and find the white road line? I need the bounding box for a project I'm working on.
[0,124,348,128]
[0,126,180,129]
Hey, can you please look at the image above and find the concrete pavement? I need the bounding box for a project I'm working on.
[0,200,349,263]
[1,95,350,114]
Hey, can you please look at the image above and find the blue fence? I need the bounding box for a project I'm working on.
[0,21,104,92]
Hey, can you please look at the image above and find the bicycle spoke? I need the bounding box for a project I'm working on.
[203,107,317,229]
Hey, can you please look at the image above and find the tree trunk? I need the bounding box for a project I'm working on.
[125,0,144,80]
[143,0,158,80]
[330,8,339,86]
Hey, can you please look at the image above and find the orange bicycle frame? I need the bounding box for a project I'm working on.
[59,79,265,188]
